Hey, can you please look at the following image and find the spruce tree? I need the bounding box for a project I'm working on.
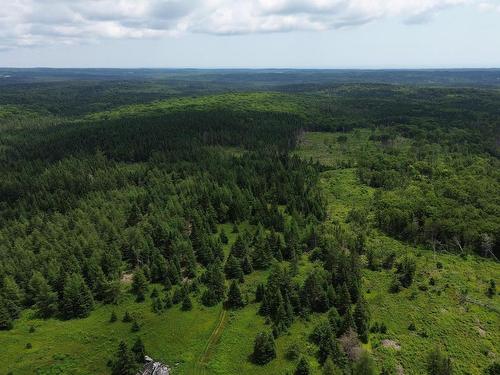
[226,281,244,309]
[131,337,146,363]
[1,276,22,320]
[295,357,311,375]
[61,273,94,319]
[131,269,148,302]
[111,341,137,375]
[34,277,58,318]
[224,255,243,280]
[252,332,276,365]
[353,296,370,343]
[181,294,193,311]
[0,298,13,330]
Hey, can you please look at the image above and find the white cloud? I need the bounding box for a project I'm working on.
[0,0,476,49]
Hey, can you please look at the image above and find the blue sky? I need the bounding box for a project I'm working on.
[1,0,499,68]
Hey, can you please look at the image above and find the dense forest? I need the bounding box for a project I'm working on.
[0,70,498,375]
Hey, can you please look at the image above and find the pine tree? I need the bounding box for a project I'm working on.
[255,283,265,302]
[0,297,13,330]
[34,277,58,318]
[181,294,193,311]
[111,341,137,375]
[131,337,146,363]
[219,228,229,244]
[1,276,23,320]
[295,357,311,375]
[131,269,148,302]
[163,293,173,309]
[224,255,243,280]
[123,311,133,323]
[131,320,141,332]
[109,311,117,323]
[252,332,276,365]
[353,296,370,343]
[201,262,226,306]
[61,273,94,319]
[336,282,351,315]
[226,281,244,309]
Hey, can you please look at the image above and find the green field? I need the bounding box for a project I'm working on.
[297,131,500,374]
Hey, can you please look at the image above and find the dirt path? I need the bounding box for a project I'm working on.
[194,308,228,375]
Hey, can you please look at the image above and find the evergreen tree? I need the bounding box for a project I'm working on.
[353,296,370,343]
[226,281,244,309]
[252,332,276,365]
[111,341,137,375]
[0,297,13,330]
[131,269,148,302]
[295,357,311,375]
[336,282,351,315]
[224,255,243,280]
[255,283,265,302]
[219,228,229,244]
[163,293,173,309]
[131,320,141,332]
[122,311,133,323]
[131,337,146,363]
[1,276,23,320]
[181,294,193,311]
[201,262,226,306]
[61,273,94,319]
[34,277,58,318]
[109,311,117,323]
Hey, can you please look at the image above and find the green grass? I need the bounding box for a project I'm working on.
[0,293,221,375]
[297,130,500,374]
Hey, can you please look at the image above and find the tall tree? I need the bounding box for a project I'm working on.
[61,273,94,319]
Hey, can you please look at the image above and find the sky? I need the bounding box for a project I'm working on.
[0,0,500,68]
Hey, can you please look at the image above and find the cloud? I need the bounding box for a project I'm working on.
[0,0,474,49]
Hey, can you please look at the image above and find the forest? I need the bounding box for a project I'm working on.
[0,70,498,375]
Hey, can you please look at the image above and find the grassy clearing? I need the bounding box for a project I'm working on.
[297,131,500,374]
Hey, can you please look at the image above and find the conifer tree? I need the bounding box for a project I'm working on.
[226,281,244,309]
[252,332,276,365]
[131,269,148,302]
[181,294,193,311]
[224,255,243,280]
[336,282,351,315]
[1,276,23,320]
[353,296,370,343]
[0,298,13,330]
[295,357,311,375]
[34,276,58,318]
[61,273,94,319]
[131,337,146,363]
[219,228,229,244]
[111,341,137,375]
